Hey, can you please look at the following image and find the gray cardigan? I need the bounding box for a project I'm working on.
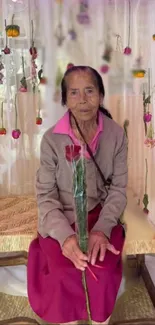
[36,114,128,247]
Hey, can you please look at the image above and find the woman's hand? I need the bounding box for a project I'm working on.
[62,235,88,271]
[88,231,120,265]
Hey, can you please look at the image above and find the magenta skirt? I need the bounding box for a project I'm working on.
[27,205,125,323]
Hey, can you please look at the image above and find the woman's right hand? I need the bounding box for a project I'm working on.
[62,235,88,271]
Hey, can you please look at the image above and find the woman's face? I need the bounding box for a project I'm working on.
[65,69,103,121]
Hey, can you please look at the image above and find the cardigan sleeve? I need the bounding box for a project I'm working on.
[92,130,128,238]
[36,133,75,247]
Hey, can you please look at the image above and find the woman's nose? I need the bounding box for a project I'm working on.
[79,91,87,103]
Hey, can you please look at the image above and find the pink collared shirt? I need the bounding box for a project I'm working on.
[52,110,103,158]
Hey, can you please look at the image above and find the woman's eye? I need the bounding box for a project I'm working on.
[71,91,77,96]
[86,88,93,94]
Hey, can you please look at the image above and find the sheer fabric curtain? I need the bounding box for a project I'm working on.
[0,0,155,226]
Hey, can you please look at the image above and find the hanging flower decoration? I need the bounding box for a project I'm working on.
[144,123,155,148]
[29,21,37,60]
[102,44,112,63]
[2,20,11,55]
[143,159,149,214]
[124,0,132,55]
[0,102,6,135]
[100,28,113,74]
[132,56,146,78]
[100,64,109,74]
[77,0,90,25]
[12,94,21,139]
[143,69,152,137]
[0,56,4,84]
[123,119,129,139]
[36,90,42,125]
[53,65,64,102]
[100,37,112,74]
[19,54,27,92]
[143,91,151,136]
[38,66,47,85]
[68,9,77,40]
[55,1,65,46]
[6,14,20,37]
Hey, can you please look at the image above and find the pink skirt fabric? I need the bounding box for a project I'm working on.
[27,205,125,323]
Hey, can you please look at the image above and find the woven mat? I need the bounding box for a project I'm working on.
[0,278,155,324]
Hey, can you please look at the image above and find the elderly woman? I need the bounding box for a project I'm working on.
[28,65,128,324]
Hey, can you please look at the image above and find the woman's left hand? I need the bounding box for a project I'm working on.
[88,231,120,265]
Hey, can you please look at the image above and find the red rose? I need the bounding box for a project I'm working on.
[65,145,81,162]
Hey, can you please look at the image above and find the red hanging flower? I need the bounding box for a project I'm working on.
[0,127,6,135]
[65,145,81,162]
[36,117,42,125]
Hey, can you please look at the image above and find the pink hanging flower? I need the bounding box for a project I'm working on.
[2,46,11,55]
[144,112,152,123]
[19,86,27,92]
[100,64,109,74]
[12,129,21,139]
[124,47,132,55]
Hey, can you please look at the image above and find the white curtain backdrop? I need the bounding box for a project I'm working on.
[0,0,155,225]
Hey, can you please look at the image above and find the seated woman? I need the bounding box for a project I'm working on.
[27,65,128,324]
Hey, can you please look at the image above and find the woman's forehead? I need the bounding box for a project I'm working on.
[66,70,96,87]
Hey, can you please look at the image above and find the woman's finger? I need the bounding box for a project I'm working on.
[99,243,106,262]
[90,243,100,265]
[107,242,120,255]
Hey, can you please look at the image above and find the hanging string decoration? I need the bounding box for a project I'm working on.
[29,21,38,94]
[2,20,11,55]
[6,14,20,37]
[143,159,149,214]
[132,56,146,78]
[12,94,21,139]
[124,0,132,55]
[0,102,6,135]
[55,0,65,46]
[19,53,27,92]
[0,55,4,84]
[36,90,42,125]
[77,0,90,25]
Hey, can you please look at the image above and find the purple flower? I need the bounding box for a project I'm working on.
[68,29,77,40]
[77,13,90,25]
